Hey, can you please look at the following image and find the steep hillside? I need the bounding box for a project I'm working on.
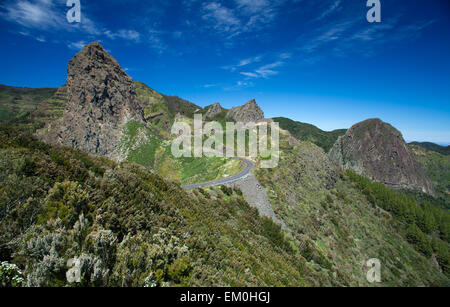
[0,126,324,287]
[409,143,450,209]
[256,139,449,285]
[134,81,202,136]
[273,117,346,152]
[116,120,243,186]
[329,118,434,195]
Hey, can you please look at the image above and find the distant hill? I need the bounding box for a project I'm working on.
[272,117,346,152]
[0,84,56,123]
[409,142,450,155]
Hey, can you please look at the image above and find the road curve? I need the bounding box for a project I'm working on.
[181,158,255,189]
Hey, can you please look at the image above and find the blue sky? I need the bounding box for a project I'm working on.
[0,0,449,144]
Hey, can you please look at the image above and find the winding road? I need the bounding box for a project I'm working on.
[181,158,255,189]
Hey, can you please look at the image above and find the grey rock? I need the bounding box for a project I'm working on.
[328,118,434,195]
[205,102,224,119]
[42,41,145,159]
[226,99,264,123]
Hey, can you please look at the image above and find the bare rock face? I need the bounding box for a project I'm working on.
[205,102,224,119]
[43,42,145,158]
[329,118,434,195]
[226,99,264,123]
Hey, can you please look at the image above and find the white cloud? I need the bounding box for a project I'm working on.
[2,0,65,30]
[105,29,141,42]
[314,0,342,21]
[67,40,86,50]
[224,55,263,71]
[241,61,284,79]
[1,0,101,35]
[202,2,240,33]
[240,72,259,78]
[201,0,286,38]
[147,29,167,53]
[0,0,148,49]
[203,83,217,88]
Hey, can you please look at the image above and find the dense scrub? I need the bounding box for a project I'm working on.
[273,117,346,152]
[256,141,449,286]
[0,126,319,287]
[0,85,56,123]
[409,144,450,209]
[347,170,450,277]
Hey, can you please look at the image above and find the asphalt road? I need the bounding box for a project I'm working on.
[181,158,255,189]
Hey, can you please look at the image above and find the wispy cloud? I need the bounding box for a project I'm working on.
[200,0,286,39]
[1,0,65,30]
[203,83,218,88]
[241,60,284,79]
[147,29,167,53]
[297,8,434,62]
[223,55,263,72]
[67,40,86,51]
[314,0,342,21]
[0,0,100,34]
[202,2,241,34]
[0,0,145,50]
[105,29,141,42]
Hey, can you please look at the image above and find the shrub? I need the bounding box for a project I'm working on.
[0,261,25,287]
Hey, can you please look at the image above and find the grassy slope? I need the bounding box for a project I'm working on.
[0,126,321,286]
[134,81,202,136]
[1,83,238,186]
[255,139,449,286]
[118,121,243,186]
[0,85,57,123]
[273,117,346,152]
[409,144,450,209]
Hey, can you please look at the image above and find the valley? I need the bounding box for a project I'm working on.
[0,41,448,287]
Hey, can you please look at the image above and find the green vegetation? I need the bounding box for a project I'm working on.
[256,140,449,286]
[0,126,322,287]
[119,121,163,167]
[347,170,450,277]
[410,142,450,155]
[0,85,56,123]
[134,81,202,136]
[409,144,450,209]
[0,261,25,287]
[118,121,243,186]
[0,85,67,135]
[273,117,346,152]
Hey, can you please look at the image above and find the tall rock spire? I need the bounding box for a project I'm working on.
[45,42,145,158]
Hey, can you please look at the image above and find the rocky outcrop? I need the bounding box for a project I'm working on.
[226,99,264,123]
[41,42,145,159]
[329,118,434,195]
[205,102,224,119]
